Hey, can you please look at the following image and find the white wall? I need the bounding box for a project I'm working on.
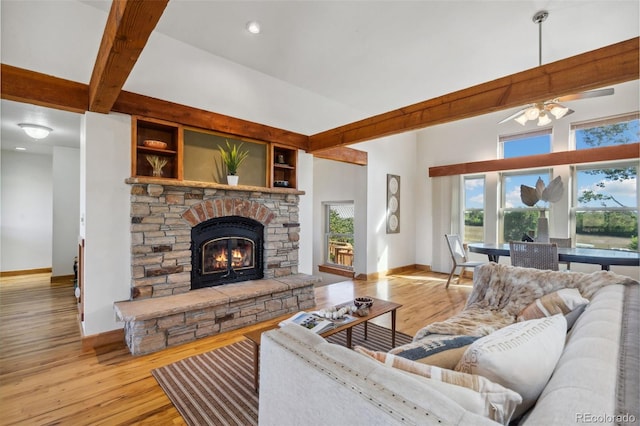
[297,150,314,275]
[1,151,52,271]
[80,112,131,336]
[312,132,418,277]
[52,146,80,276]
[356,133,418,275]
[312,157,367,275]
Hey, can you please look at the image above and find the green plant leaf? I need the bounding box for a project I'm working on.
[218,140,249,175]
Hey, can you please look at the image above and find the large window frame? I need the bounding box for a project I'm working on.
[570,114,639,250]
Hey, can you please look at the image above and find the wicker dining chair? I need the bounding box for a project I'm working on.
[444,234,485,288]
[509,241,559,271]
[550,237,572,270]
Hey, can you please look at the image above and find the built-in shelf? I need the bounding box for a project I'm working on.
[132,116,183,180]
[132,115,300,190]
[271,145,297,189]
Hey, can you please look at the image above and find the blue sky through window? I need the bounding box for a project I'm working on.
[464,121,638,210]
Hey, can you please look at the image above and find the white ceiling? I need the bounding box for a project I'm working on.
[1,0,638,155]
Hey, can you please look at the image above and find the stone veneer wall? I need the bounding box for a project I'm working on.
[128,181,302,299]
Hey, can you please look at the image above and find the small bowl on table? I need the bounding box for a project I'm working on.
[354,297,374,309]
[143,139,168,150]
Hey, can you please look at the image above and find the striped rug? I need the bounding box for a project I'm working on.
[152,322,412,426]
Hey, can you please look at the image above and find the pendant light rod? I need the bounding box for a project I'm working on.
[533,10,549,67]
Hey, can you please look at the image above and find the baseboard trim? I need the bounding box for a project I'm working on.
[0,267,52,277]
[51,274,75,285]
[81,328,125,352]
[318,264,355,278]
[355,264,431,281]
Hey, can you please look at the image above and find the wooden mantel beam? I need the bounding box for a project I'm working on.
[308,37,640,152]
[88,0,169,113]
[113,90,310,149]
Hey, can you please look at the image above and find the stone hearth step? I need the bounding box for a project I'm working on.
[114,274,320,355]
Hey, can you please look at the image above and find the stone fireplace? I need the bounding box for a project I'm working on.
[114,178,318,355]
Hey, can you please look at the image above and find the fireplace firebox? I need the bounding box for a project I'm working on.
[191,216,264,289]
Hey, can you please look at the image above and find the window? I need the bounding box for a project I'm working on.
[574,114,639,150]
[574,161,638,250]
[463,176,484,243]
[500,170,552,243]
[572,115,639,251]
[324,202,355,269]
[501,130,551,159]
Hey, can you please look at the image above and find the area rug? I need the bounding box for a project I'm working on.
[152,322,412,426]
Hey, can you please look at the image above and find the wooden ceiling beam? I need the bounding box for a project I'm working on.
[1,64,309,149]
[88,0,168,113]
[112,90,309,149]
[313,147,368,165]
[0,64,88,113]
[308,37,640,152]
[428,143,640,178]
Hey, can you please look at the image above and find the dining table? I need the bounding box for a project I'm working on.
[468,242,640,271]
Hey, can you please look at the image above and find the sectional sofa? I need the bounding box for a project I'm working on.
[258,263,638,425]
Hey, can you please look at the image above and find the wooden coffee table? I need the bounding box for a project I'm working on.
[243,296,402,391]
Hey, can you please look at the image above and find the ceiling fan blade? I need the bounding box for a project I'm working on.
[498,107,528,124]
[556,88,614,102]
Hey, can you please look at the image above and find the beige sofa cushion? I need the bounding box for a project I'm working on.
[356,346,522,424]
[456,314,567,419]
[517,288,588,328]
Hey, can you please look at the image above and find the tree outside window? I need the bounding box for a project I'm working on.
[573,116,638,251]
[324,203,355,268]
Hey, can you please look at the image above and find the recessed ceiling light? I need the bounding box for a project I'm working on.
[246,21,261,34]
[15,147,27,151]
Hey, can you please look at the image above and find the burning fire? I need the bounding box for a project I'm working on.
[207,246,252,272]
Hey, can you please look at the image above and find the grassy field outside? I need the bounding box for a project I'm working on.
[464,225,636,251]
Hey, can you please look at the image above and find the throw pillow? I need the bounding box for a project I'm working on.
[388,334,480,369]
[455,314,567,419]
[355,346,522,425]
[517,288,589,328]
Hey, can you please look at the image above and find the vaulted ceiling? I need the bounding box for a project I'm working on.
[1,1,638,155]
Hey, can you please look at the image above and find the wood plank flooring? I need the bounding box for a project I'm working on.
[0,270,472,425]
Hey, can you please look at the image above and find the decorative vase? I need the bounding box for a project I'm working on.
[227,175,239,186]
[536,210,549,242]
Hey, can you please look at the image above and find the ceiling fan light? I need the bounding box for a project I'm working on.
[550,105,569,119]
[514,114,529,126]
[537,113,552,126]
[18,123,52,139]
[524,106,540,120]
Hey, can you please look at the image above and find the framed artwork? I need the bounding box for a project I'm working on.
[386,174,400,234]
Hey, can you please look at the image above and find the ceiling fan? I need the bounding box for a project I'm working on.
[498,10,614,126]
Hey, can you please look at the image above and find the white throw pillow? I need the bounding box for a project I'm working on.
[455,314,567,419]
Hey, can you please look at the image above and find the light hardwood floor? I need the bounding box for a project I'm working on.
[0,270,472,425]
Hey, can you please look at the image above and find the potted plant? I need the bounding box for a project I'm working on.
[218,140,249,186]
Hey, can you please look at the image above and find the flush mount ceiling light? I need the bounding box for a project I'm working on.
[246,21,261,34]
[499,11,613,126]
[18,123,52,139]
